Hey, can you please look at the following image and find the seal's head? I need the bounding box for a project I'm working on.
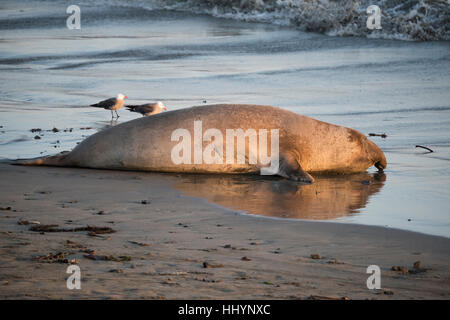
[342,128,387,173]
[366,138,387,171]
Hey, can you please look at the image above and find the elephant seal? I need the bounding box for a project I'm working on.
[17,104,387,183]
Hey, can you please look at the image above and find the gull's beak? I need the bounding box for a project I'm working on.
[163,106,167,111]
[124,96,128,99]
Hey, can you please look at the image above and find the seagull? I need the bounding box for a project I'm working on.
[126,101,167,117]
[90,93,128,119]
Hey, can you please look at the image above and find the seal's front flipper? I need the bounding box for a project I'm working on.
[278,153,314,183]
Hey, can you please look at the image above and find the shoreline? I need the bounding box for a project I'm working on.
[0,163,448,299]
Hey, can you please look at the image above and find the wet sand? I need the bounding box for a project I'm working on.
[0,163,449,299]
[1,0,449,300]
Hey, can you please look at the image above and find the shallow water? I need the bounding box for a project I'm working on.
[0,0,449,237]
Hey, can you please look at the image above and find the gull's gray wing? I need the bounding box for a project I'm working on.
[90,97,117,110]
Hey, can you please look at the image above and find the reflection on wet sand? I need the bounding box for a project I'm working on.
[174,172,386,220]
[95,119,119,130]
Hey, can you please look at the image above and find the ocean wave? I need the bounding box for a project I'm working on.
[0,50,196,67]
[103,0,450,41]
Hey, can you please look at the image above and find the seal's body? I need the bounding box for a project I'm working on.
[18,105,386,183]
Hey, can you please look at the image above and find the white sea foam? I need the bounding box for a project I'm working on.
[101,0,449,41]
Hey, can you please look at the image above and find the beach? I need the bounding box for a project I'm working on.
[1,163,449,299]
[0,0,449,299]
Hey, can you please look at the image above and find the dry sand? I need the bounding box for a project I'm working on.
[0,163,449,299]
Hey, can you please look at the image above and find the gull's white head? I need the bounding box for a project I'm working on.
[117,93,128,100]
[157,101,167,111]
